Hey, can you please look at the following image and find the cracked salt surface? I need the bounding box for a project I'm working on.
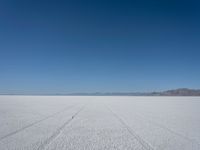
[0,96,200,150]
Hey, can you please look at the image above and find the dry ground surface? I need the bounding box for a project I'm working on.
[0,96,200,150]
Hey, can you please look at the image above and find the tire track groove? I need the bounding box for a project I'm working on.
[106,105,155,150]
[37,105,85,150]
[134,112,200,148]
[0,104,76,141]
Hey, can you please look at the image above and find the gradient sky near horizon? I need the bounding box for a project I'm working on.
[0,0,200,94]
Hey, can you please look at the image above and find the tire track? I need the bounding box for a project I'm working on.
[134,112,200,148]
[0,104,77,141]
[37,105,85,150]
[106,105,155,150]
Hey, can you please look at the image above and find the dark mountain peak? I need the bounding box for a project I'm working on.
[160,88,200,96]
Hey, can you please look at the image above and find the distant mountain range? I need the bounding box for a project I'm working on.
[1,88,200,96]
[66,88,200,96]
[154,88,200,96]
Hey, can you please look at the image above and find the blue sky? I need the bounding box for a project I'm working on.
[0,0,200,94]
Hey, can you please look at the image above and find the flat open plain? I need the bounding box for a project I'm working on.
[0,96,200,150]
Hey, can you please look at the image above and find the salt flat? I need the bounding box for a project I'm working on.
[0,96,200,150]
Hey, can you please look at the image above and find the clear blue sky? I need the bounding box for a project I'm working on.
[0,0,200,94]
